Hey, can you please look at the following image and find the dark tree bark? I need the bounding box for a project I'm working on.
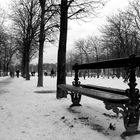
[25,43,30,80]
[56,0,68,98]
[21,47,26,78]
[37,0,46,87]
[56,0,105,98]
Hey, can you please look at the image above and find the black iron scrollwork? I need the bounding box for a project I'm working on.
[104,55,140,137]
[70,63,82,107]
[70,91,82,107]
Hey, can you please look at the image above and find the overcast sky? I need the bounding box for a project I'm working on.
[0,0,130,64]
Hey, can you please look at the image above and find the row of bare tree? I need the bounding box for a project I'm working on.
[11,0,59,84]
[10,0,105,98]
[66,0,140,74]
[0,0,105,98]
[0,7,18,76]
[2,0,140,98]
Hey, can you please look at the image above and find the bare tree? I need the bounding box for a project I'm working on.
[0,29,18,76]
[87,36,103,62]
[37,0,59,87]
[101,11,138,59]
[126,0,140,55]
[57,0,105,98]
[75,38,91,63]
[11,0,40,80]
[37,0,46,87]
[100,7,140,78]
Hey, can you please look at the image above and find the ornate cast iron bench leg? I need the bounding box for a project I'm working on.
[121,56,140,137]
[121,102,140,138]
[70,92,81,107]
[104,55,140,138]
[70,63,82,107]
[104,100,140,138]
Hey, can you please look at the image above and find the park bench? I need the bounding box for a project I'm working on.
[58,55,140,137]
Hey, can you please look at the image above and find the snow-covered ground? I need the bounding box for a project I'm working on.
[0,75,140,140]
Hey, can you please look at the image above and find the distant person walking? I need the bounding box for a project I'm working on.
[16,70,20,78]
[10,70,15,78]
[51,68,55,78]
[44,72,47,76]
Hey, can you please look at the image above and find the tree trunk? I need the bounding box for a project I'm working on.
[56,0,68,98]
[21,50,26,78]
[5,63,9,76]
[25,43,30,80]
[37,0,46,87]
[37,37,44,86]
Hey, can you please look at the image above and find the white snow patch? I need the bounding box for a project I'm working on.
[0,76,139,140]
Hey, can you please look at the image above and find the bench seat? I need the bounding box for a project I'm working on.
[80,84,126,95]
[58,84,129,104]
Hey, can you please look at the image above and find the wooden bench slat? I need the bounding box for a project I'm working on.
[80,84,126,95]
[58,84,129,104]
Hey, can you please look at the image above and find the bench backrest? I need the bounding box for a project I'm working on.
[72,54,140,104]
[72,55,140,70]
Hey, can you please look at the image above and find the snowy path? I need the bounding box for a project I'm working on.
[0,76,139,140]
[0,77,12,95]
[0,77,68,140]
[0,77,12,86]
